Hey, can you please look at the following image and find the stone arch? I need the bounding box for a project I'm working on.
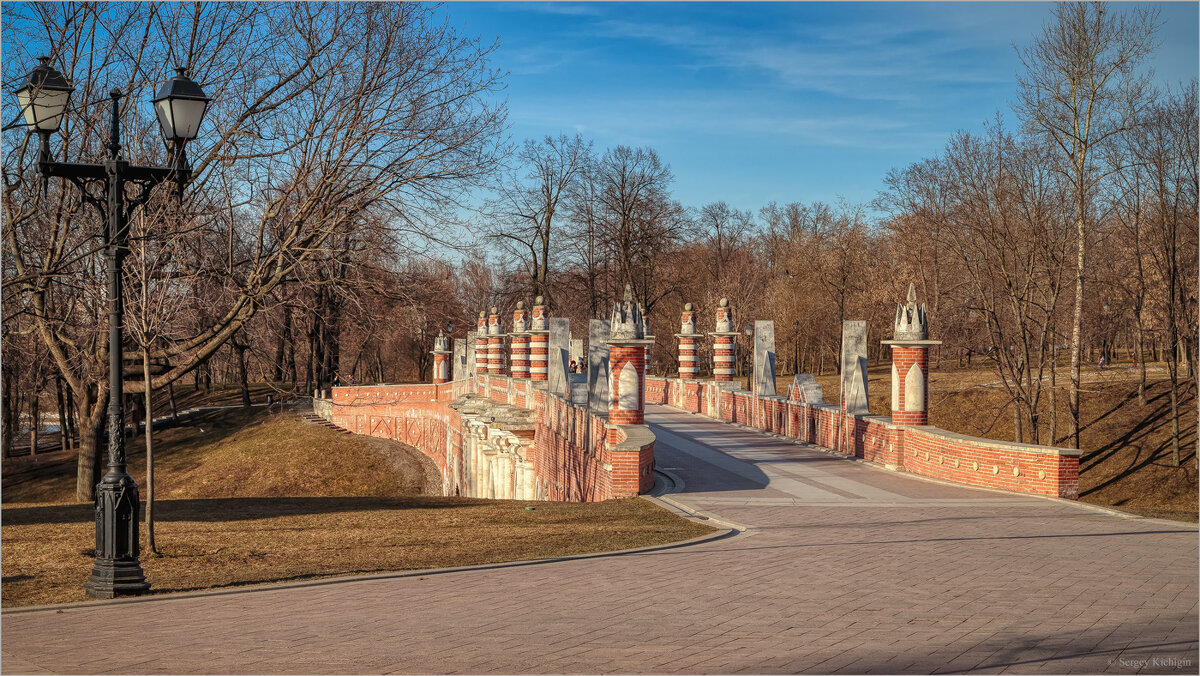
[618,361,639,411]
[891,362,900,411]
[904,363,924,412]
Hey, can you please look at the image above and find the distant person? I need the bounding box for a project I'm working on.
[1099,354,1108,369]
[332,372,341,386]
[569,359,578,374]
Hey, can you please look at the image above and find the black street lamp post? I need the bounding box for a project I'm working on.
[15,58,210,598]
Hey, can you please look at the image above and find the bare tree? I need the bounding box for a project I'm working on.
[487,134,592,303]
[1013,0,1161,448]
[3,2,507,500]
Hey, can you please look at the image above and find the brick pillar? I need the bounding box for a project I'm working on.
[474,311,488,377]
[709,298,739,382]
[606,286,652,439]
[608,345,647,429]
[528,296,549,382]
[510,301,530,379]
[431,330,451,384]
[487,306,504,376]
[675,302,698,379]
[882,283,941,426]
[888,345,931,425]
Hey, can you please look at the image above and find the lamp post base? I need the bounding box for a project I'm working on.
[84,559,150,598]
[85,476,150,598]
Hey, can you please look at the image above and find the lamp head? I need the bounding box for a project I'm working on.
[15,57,74,133]
[151,67,210,143]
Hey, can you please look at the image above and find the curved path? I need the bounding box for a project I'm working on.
[3,405,1196,674]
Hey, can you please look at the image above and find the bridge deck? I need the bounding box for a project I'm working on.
[2,404,1196,674]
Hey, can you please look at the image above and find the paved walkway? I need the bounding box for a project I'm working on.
[3,405,1197,674]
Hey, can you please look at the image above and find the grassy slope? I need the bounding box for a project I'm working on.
[1,407,714,607]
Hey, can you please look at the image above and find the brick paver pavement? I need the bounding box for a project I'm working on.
[2,405,1196,674]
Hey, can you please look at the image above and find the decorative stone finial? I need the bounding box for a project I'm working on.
[490,306,498,315]
[680,302,697,335]
[715,298,733,333]
[531,295,547,331]
[433,330,450,353]
[479,310,485,318]
[516,300,524,309]
[609,284,646,340]
[893,282,928,340]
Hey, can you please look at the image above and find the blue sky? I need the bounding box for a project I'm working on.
[443,1,1199,216]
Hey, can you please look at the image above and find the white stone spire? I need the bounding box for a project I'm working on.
[893,282,928,341]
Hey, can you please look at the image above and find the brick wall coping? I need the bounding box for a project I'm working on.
[608,424,656,453]
[911,425,1082,457]
[861,414,900,429]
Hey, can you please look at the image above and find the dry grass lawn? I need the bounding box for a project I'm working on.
[2,407,714,608]
[2,495,713,608]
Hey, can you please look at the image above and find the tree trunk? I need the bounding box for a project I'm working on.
[235,342,251,408]
[273,307,291,382]
[1136,307,1147,405]
[1012,399,1023,444]
[64,380,76,450]
[1068,214,1085,450]
[55,376,69,452]
[1049,344,1058,445]
[168,381,179,421]
[29,394,40,457]
[143,349,158,555]
[75,388,105,502]
[287,328,297,387]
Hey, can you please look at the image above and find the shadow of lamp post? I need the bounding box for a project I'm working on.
[14,58,211,598]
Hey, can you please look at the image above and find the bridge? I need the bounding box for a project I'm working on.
[2,403,1195,673]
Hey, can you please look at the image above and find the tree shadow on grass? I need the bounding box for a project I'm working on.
[0,495,486,526]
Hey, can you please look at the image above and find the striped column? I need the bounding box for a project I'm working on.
[475,311,488,377]
[487,306,504,376]
[678,336,698,378]
[528,296,549,382]
[709,298,738,382]
[510,301,530,379]
[676,302,699,379]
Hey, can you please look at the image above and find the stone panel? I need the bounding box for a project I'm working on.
[548,318,571,398]
[753,320,776,397]
[466,330,477,378]
[453,339,466,381]
[588,319,611,416]
[840,320,869,415]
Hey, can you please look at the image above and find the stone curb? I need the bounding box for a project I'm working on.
[651,404,1196,529]
[646,468,751,533]
[2,508,734,616]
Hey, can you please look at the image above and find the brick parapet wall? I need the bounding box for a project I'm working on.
[325,374,655,503]
[644,375,1080,499]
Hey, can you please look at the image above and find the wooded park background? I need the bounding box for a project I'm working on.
[3,3,1196,502]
